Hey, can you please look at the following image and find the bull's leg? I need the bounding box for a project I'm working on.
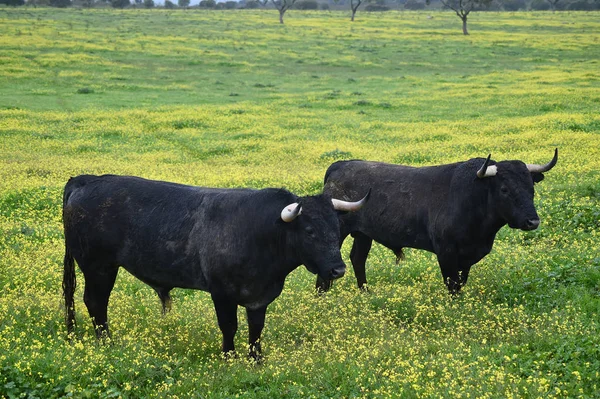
[81,265,119,340]
[438,256,471,295]
[315,276,333,293]
[153,287,172,315]
[350,233,373,291]
[211,294,238,356]
[246,305,267,362]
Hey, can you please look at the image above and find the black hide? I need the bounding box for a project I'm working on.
[62,174,346,359]
[319,156,552,294]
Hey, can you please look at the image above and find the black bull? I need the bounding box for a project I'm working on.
[316,149,558,294]
[62,175,368,359]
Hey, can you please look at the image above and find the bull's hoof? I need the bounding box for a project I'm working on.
[358,284,370,293]
[221,350,238,361]
[248,352,263,365]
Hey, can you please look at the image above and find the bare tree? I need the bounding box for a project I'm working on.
[350,0,362,21]
[438,0,491,35]
[272,0,296,24]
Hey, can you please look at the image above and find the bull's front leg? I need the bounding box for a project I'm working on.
[211,294,238,357]
[437,254,471,296]
[246,305,267,362]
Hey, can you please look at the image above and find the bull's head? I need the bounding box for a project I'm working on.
[280,190,370,280]
[476,149,558,231]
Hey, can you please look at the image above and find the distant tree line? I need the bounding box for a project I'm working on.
[8,0,598,10]
[3,0,598,31]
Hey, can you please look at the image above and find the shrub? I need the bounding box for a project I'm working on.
[502,0,526,10]
[529,0,550,9]
[320,2,329,8]
[110,0,129,7]
[199,0,215,7]
[567,0,597,9]
[403,0,424,9]
[244,0,259,7]
[49,0,71,6]
[76,87,94,94]
[295,0,318,8]
[143,0,154,7]
[0,0,26,5]
[224,0,237,7]
[178,0,189,6]
[164,0,175,7]
[365,3,389,10]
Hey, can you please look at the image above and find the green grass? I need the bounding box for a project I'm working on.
[1,8,599,399]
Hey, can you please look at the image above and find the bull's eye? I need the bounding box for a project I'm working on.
[305,226,315,237]
[500,186,509,195]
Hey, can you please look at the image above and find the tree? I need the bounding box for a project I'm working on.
[199,0,215,7]
[178,0,189,7]
[164,0,176,7]
[272,0,296,24]
[438,0,491,35]
[143,0,154,7]
[350,0,362,21]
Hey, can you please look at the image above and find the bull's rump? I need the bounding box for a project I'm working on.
[62,175,284,292]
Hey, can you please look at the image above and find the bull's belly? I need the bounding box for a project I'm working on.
[120,258,284,309]
[369,230,435,254]
[119,258,209,292]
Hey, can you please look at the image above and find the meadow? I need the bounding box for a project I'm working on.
[1,7,599,398]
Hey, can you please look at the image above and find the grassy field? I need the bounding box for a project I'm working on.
[1,7,599,398]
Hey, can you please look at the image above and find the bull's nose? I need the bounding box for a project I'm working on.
[329,266,346,280]
[524,218,540,230]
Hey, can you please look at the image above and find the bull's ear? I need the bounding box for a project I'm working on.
[531,172,545,183]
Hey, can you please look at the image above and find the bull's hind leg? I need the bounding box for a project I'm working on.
[81,263,119,339]
[350,232,373,291]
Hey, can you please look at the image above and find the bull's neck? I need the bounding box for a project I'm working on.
[449,178,506,242]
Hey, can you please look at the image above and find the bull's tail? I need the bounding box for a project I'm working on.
[63,243,76,336]
[62,178,77,337]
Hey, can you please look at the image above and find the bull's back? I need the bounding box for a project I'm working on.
[324,161,455,252]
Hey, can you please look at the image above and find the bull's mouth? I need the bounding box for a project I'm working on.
[307,263,346,281]
[509,218,540,231]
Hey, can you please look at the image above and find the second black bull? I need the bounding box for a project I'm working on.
[317,149,558,294]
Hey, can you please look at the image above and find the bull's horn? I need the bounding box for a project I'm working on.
[477,154,497,178]
[281,202,302,222]
[332,188,371,212]
[526,148,558,174]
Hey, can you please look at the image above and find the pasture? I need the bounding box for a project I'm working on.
[1,7,599,398]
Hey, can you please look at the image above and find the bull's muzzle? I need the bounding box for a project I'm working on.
[329,265,346,280]
[522,218,540,231]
